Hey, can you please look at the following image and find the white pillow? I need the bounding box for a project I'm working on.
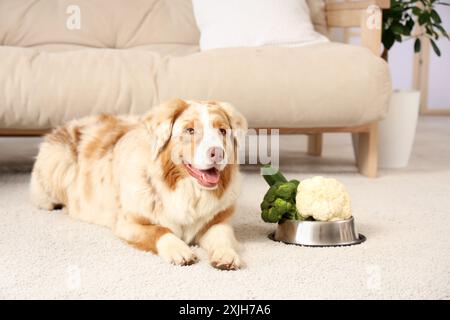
[192,0,328,51]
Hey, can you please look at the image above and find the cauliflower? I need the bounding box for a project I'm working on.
[295,176,351,221]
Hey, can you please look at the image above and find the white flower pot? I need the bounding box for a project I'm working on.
[378,90,421,168]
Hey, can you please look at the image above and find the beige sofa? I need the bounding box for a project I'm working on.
[0,0,391,177]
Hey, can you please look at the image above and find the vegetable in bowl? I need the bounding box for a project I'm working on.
[260,179,301,223]
[296,176,351,221]
[260,165,352,223]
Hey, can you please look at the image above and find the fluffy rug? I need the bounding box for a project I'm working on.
[0,117,449,299]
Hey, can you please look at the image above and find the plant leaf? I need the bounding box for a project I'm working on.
[414,38,421,53]
[406,18,415,31]
[430,9,442,23]
[412,7,422,15]
[391,24,407,36]
[434,23,450,38]
[418,12,430,25]
[382,31,396,51]
[430,38,441,56]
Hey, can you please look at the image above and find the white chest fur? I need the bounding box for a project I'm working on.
[156,172,242,243]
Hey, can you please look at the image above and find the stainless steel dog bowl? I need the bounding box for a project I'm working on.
[269,216,365,247]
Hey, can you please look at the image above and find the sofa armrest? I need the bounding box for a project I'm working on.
[325,0,391,56]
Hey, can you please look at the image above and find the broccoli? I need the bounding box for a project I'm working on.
[260,165,303,223]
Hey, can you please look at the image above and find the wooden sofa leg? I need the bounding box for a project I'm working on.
[353,123,378,178]
[307,134,323,156]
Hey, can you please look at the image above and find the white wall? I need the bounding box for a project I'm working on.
[386,39,415,91]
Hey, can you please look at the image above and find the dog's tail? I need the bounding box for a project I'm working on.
[30,124,80,210]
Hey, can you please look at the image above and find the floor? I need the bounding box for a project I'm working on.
[0,117,449,299]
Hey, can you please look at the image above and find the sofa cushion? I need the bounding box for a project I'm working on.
[192,0,328,51]
[0,42,391,129]
[0,0,200,48]
[158,42,391,128]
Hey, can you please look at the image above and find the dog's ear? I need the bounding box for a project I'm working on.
[142,99,189,158]
[215,102,248,144]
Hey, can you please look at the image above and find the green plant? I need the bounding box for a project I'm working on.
[382,0,449,60]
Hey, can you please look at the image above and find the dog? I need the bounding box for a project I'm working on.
[30,99,247,270]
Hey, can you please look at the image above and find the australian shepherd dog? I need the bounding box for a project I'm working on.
[31,99,247,270]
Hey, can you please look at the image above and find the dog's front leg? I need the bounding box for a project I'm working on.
[114,151,197,266]
[196,208,242,270]
[114,213,197,266]
[198,223,242,270]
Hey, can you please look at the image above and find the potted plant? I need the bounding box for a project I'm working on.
[378,0,449,168]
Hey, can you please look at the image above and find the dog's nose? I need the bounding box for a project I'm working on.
[207,147,224,163]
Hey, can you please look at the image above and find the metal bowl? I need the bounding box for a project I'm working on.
[269,216,366,247]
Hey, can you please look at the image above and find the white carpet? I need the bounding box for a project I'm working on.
[1,117,449,299]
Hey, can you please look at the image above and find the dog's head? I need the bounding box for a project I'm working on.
[143,99,247,190]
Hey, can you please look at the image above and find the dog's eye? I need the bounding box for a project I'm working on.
[185,128,195,135]
[219,128,227,136]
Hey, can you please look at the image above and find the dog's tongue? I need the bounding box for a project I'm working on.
[201,168,220,185]
[186,165,220,187]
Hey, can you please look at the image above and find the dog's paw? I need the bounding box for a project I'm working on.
[210,248,242,271]
[156,233,197,266]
